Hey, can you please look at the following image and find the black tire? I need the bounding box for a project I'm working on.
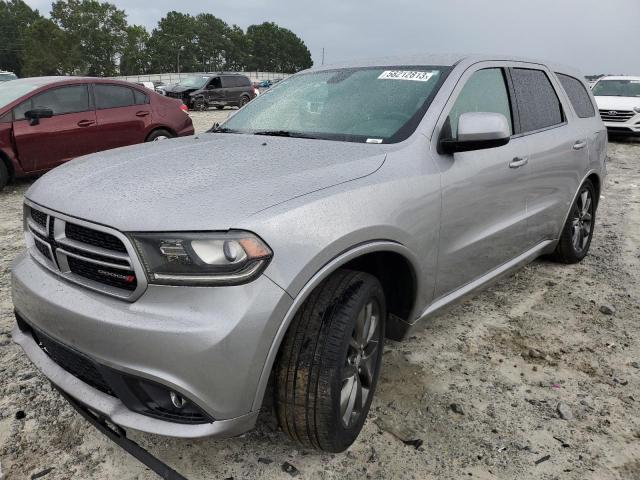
[239,96,250,107]
[215,105,224,110]
[551,179,596,264]
[193,98,207,111]
[275,269,386,452]
[0,160,8,191]
[145,129,174,142]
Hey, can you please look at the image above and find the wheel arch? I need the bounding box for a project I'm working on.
[252,241,420,412]
[557,169,602,239]
[145,126,176,141]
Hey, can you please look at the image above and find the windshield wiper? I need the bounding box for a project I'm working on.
[208,126,240,134]
[253,130,318,139]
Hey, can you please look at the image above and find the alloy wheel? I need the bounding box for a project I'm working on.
[571,187,593,253]
[340,300,381,428]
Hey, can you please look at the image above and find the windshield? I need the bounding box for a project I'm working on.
[592,79,640,97]
[0,73,17,82]
[221,66,449,143]
[0,81,39,108]
[177,76,209,89]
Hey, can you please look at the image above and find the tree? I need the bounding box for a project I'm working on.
[148,11,199,73]
[51,0,128,76]
[22,17,79,76]
[120,25,150,75]
[0,0,41,76]
[245,22,312,73]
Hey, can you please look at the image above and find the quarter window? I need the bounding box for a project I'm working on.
[133,89,148,105]
[447,68,513,138]
[95,85,135,109]
[511,69,564,132]
[556,73,595,118]
[32,85,90,116]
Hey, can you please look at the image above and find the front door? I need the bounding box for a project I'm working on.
[12,84,97,172]
[432,66,530,298]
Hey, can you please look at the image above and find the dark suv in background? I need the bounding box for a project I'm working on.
[164,73,257,111]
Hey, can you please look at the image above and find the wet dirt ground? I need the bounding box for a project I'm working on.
[0,119,639,479]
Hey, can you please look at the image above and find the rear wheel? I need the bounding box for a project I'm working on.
[145,129,174,142]
[551,179,596,263]
[215,105,224,110]
[275,269,386,452]
[239,96,250,107]
[0,161,8,191]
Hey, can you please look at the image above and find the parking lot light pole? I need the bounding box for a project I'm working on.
[177,46,185,74]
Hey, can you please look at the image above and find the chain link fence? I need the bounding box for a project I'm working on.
[111,71,292,85]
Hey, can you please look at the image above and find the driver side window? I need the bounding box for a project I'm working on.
[208,77,221,89]
[447,68,513,138]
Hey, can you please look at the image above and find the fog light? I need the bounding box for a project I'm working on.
[170,391,186,409]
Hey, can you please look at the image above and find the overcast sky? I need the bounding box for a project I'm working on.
[24,0,640,75]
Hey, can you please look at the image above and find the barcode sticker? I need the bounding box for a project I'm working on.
[378,70,436,82]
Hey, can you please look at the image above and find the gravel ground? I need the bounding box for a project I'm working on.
[0,121,639,479]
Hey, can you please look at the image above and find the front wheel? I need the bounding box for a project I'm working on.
[551,179,596,263]
[275,269,386,452]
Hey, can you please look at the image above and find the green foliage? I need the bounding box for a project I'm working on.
[246,22,312,73]
[51,0,128,76]
[22,17,80,76]
[5,1,313,77]
[120,25,151,75]
[0,0,41,76]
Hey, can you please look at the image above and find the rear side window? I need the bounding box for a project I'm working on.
[511,68,564,132]
[222,76,249,88]
[32,85,90,116]
[556,73,595,118]
[95,85,135,109]
[447,68,513,138]
[0,110,11,123]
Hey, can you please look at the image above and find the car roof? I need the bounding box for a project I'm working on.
[306,54,584,78]
[598,75,640,81]
[4,76,149,88]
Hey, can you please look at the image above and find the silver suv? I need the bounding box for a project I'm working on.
[12,55,606,452]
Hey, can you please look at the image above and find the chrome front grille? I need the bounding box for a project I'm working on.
[24,201,146,300]
[599,109,636,122]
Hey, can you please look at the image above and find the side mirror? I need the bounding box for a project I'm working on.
[25,108,53,126]
[440,112,510,154]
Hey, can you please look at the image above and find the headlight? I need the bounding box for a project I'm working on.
[634,106,640,114]
[131,231,272,286]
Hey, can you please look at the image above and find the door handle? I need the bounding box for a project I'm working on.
[77,120,95,127]
[135,111,150,117]
[573,140,587,150]
[509,157,528,168]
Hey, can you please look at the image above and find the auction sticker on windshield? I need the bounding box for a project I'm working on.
[378,70,436,81]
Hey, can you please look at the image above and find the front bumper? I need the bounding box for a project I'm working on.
[602,114,640,133]
[11,251,292,438]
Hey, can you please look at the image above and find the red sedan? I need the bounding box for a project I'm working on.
[0,76,194,190]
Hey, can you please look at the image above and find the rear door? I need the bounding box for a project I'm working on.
[12,84,97,172]
[432,65,530,298]
[508,67,588,245]
[93,83,151,151]
[221,76,241,104]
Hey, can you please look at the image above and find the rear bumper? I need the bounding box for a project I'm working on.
[11,251,292,437]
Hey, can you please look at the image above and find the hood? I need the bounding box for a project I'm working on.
[26,134,386,232]
[164,85,197,94]
[594,95,640,111]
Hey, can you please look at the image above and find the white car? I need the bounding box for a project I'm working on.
[592,76,640,134]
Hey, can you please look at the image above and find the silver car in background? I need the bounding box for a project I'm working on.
[12,55,606,452]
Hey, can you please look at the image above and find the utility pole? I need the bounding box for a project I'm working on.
[322,48,325,66]
[177,46,184,74]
